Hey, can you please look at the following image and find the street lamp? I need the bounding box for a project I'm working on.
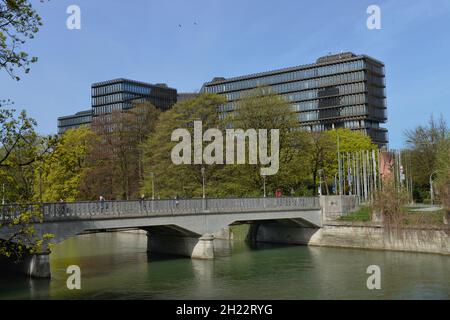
[430,171,438,205]
[337,132,342,196]
[201,167,207,211]
[334,172,339,195]
[318,169,324,196]
[150,172,155,200]
[332,124,342,195]
[201,167,206,199]
[261,173,267,198]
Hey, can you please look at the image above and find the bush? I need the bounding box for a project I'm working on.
[373,178,409,227]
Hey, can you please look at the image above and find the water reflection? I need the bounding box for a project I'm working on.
[0,232,448,300]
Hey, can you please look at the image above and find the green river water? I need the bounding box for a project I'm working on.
[0,232,448,300]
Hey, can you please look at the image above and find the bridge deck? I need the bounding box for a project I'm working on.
[0,197,320,223]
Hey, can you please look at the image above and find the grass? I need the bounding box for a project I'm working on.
[337,206,447,226]
[400,210,445,226]
[338,206,371,222]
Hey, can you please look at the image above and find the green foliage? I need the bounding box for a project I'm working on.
[141,93,225,199]
[0,107,55,203]
[0,205,54,260]
[0,0,48,80]
[140,90,378,198]
[221,87,303,196]
[0,106,55,259]
[435,134,450,217]
[37,126,96,202]
[295,128,374,196]
[228,87,299,138]
[405,115,448,200]
[326,128,376,153]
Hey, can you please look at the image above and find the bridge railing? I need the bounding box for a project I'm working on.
[0,203,44,224]
[0,197,320,222]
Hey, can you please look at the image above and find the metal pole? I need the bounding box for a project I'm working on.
[363,151,368,203]
[2,183,4,205]
[263,174,267,198]
[397,151,401,192]
[347,153,351,195]
[372,150,377,194]
[151,172,155,201]
[409,151,414,202]
[150,172,155,212]
[356,152,361,201]
[334,172,338,195]
[39,167,43,203]
[318,169,323,196]
[378,149,382,192]
[337,132,342,195]
[354,153,357,196]
[201,167,206,199]
[430,171,437,205]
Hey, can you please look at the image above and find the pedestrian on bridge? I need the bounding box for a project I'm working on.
[140,194,146,211]
[99,195,106,213]
[58,198,66,216]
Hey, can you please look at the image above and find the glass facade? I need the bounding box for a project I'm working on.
[58,78,178,134]
[201,52,388,146]
[57,110,92,134]
[91,79,177,116]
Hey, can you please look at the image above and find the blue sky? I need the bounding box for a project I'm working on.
[1,0,450,149]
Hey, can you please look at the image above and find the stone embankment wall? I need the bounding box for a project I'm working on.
[255,222,449,255]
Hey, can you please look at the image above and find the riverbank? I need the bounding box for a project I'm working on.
[315,222,449,255]
[117,222,449,256]
[253,222,449,256]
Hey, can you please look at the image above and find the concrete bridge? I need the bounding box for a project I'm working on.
[0,196,357,278]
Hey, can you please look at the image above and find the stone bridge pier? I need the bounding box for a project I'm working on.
[0,251,51,278]
[147,233,215,259]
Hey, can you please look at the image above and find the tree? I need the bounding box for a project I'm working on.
[305,131,336,195]
[129,102,161,184]
[0,107,53,167]
[36,126,96,202]
[81,103,160,200]
[0,109,56,259]
[435,134,450,222]
[141,93,225,199]
[222,87,302,196]
[82,111,139,200]
[405,115,448,201]
[140,88,380,198]
[0,107,55,202]
[0,0,47,80]
[0,123,56,260]
[0,1,54,261]
[327,128,376,153]
[0,204,54,261]
[229,87,299,138]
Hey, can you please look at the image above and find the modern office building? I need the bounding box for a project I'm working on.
[57,78,178,134]
[58,53,388,145]
[200,52,388,146]
[57,109,93,135]
[177,92,199,102]
[91,78,177,116]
